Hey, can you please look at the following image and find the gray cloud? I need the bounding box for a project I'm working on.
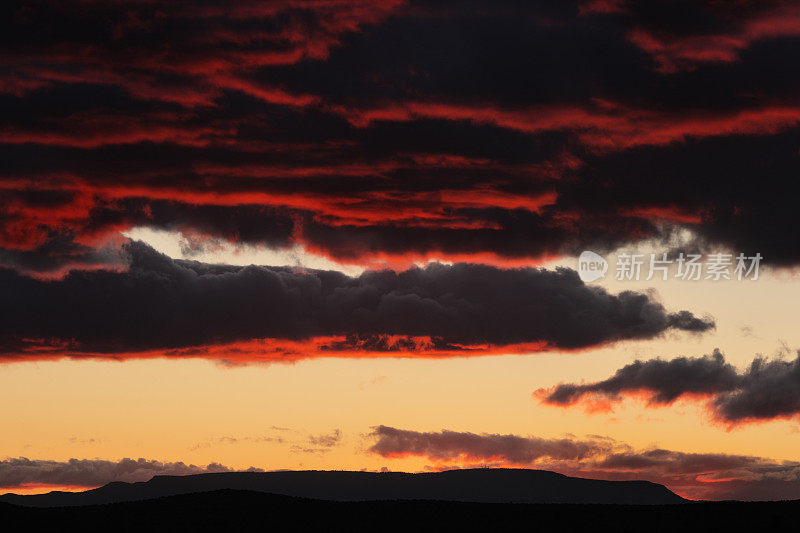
[542,349,738,406]
[308,429,342,448]
[0,457,262,490]
[0,241,713,359]
[540,350,800,424]
[713,355,800,422]
[368,425,616,463]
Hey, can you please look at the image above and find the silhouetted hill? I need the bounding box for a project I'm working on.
[1,489,798,533]
[0,468,684,507]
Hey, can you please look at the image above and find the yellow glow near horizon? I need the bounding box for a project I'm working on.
[3,231,800,494]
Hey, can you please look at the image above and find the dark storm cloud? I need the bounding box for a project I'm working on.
[620,0,800,73]
[540,350,800,424]
[89,199,297,250]
[712,356,800,423]
[0,233,127,276]
[0,457,260,489]
[558,130,800,265]
[2,0,800,271]
[0,241,712,357]
[542,349,739,405]
[367,425,800,500]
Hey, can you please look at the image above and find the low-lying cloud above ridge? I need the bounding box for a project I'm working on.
[368,425,800,501]
[537,350,800,425]
[8,421,800,500]
[0,240,713,361]
[0,457,260,491]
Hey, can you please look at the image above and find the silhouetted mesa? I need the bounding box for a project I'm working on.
[0,468,683,507]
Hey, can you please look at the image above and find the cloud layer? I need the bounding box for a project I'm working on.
[368,425,800,501]
[0,457,258,490]
[538,350,800,424]
[0,241,712,360]
[2,0,800,276]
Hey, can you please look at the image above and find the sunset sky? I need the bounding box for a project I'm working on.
[3,0,800,501]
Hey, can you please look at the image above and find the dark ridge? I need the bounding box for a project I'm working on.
[1,489,798,533]
[0,468,683,507]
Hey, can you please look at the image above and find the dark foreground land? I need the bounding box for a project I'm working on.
[1,470,794,532]
[1,489,799,533]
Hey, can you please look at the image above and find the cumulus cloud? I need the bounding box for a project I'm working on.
[539,350,800,424]
[0,457,261,490]
[0,241,712,359]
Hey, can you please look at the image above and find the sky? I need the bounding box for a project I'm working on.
[2,0,800,501]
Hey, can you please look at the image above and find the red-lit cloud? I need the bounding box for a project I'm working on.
[0,240,713,361]
[3,0,800,276]
[537,349,800,427]
[627,2,800,72]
